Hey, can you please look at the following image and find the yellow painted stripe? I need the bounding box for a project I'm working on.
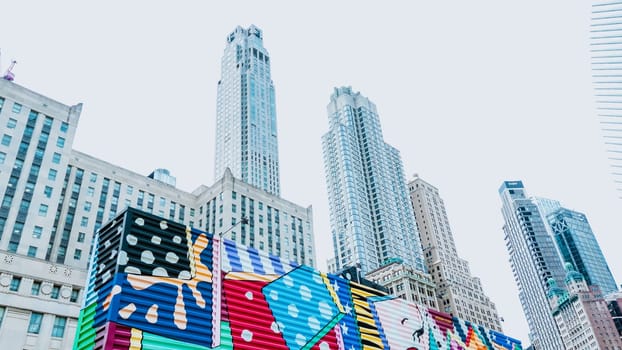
[129,328,142,350]
[321,273,344,313]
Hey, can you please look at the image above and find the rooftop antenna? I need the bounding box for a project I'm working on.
[1,49,17,81]
[3,60,16,81]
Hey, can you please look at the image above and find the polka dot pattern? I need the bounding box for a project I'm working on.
[262,266,343,350]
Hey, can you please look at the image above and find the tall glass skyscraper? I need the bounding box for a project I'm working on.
[499,181,565,349]
[322,87,424,275]
[546,207,618,295]
[214,25,280,196]
[591,2,622,199]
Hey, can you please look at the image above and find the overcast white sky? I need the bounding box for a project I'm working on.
[2,1,620,345]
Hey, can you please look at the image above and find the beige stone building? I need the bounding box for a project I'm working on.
[365,258,438,310]
[408,175,502,331]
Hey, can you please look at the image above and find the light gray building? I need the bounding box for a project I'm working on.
[499,181,565,350]
[409,175,502,331]
[321,86,424,275]
[591,2,622,200]
[214,25,281,196]
[0,76,314,348]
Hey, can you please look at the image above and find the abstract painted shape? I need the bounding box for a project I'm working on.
[263,266,344,350]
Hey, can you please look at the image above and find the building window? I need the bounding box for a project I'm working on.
[38,204,48,216]
[74,249,82,260]
[9,276,21,291]
[44,186,53,198]
[7,118,17,128]
[87,187,94,197]
[27,246,37,257]
[0,307,4,328]
[77,232,86,243]
[1,134,11,146]
[80,217,88,227]
[56,136,65,148]
[48,169,57,181]
[52,152,61,164]
[0,151,5,164]
[31,281,41,296]
[60,122,69,133]
[51,316,66,338]
[84,201,92,212]
[159,197,166,207]
[232,204,237,213]
[232,191,237,199]
[51,285,60,299]
[28,312,43,334]
[126,185,133,195]
[89,172,97,182]
[33,226,43,238]
[70,288,80,303]
[258,202,263,210]
[12,103,22,113]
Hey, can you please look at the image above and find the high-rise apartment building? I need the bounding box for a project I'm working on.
[498,181,565,350]
[409,175,502,331]
[0,77,314,348]
[322,86,424,275]
[546,207,618,295]
[591,2,622,199]
[547,263,622,349]
[214,25,280,196]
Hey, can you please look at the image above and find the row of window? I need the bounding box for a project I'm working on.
[1,133,65,148]
[8,276,80,303]
[0,306,67,338]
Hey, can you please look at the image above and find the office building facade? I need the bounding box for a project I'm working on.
[546,207,618,295]
[0,77,314,349]
[365,258,438,310]
[409,175,502,331]
[591,2,622,199]
[499,181,565,350]
[322,86,424,275]
[547,263,622,349]
[214,25,281,196]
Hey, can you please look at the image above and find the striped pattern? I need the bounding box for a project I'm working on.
[221,238,294,275]
[75,208,523,350]
[592,1,622,198]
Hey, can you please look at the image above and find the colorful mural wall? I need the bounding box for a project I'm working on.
[73,208,522,350]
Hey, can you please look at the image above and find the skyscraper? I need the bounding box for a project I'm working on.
[409,175,502,331]
[322,86,424,274]
[591,2,622,199]
[0,68,315,348]
[546,207,618,295]
[498,181,565,350]
[214,25,280,196]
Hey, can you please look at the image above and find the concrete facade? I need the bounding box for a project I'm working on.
[0,78,315,349]
[365,259,438,310]
[409,175,502,332]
